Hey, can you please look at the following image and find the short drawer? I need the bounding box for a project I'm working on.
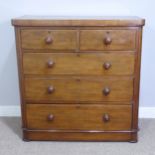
[80,30,136,51]
[26,104,132,130]
[21,29,77,50]
[24,76,133,102]
[23,53,135,76]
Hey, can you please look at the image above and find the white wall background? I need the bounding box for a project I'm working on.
[0,0,154,107]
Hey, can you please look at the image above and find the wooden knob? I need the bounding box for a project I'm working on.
[104,37,112,45]
[103,113,110,122]
[45,36,53,44]
[103,87,110,96]
[47,86,55,94]
[103,62,111,70]
[47,60,54,68]
[47,114,54,121]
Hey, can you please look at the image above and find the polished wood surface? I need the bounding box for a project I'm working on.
[24,76,133,102]
[80,30,136,51]
[12,16,145,142]
[26,104,132,130]
[131,27,143,142]
[23,53,135,75]
[12,16,145,27]
[21,29,77,50]
[24,131,132,141]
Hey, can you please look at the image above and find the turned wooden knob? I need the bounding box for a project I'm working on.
[47,114,54,121]
[45,36,53,44]
[103,62,111,70]
[103,113,110,122]
[47,60,54,68]
[47,86,55,94]
[103,87,110,96]
[104,36,112,45]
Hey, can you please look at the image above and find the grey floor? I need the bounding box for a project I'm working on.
[0,118,155,155]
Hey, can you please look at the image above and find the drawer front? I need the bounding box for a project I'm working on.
[80,30,136,51]
[21,29,77,50]
[26,104,132,130]
[25,77,133,102]
[23,53,135,76]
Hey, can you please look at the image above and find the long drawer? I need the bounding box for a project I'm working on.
[23,53,135,75]
[26,104,132,130]
[24,76,133,102]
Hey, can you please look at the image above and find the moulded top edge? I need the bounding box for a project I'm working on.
[12,16,145,27]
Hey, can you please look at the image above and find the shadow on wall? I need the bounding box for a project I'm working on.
[0,20,20,106]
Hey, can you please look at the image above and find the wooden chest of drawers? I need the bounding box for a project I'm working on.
[12,16,145,142]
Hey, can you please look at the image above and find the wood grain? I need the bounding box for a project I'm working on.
[131,27,143,142]
[80,30,136,51]
[23,130,132,141]
[12,16,145,142]
[23,52,135,76]
[14,27,28,129]
[21,29,77,50]
[24,76,133,102]
[26,104,132,130]
[12,16,145,27]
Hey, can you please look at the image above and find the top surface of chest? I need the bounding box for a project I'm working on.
[12,16,145,27]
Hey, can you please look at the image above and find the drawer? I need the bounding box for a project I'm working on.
[80,30,136,51]
[24,76,133,102]
[26,104,132,130]
[23,53,135,75]
[21,29,77,50]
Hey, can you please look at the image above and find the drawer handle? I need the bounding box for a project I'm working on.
[45,36,53,44]
[103,113,110,122]
[103,87,111,96]
[104,37,112,45]
[47,60,55,68]
[47,86,55,94]
[47,114,54,121]
[103,62,111,70]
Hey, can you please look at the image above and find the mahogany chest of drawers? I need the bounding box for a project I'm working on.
[12,16,145,142]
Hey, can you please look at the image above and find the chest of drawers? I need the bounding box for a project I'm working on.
[12,16,145,142]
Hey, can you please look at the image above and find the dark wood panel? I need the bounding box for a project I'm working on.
[131,27,143,142]
[23,130,132,141]
[14,28,28,129]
